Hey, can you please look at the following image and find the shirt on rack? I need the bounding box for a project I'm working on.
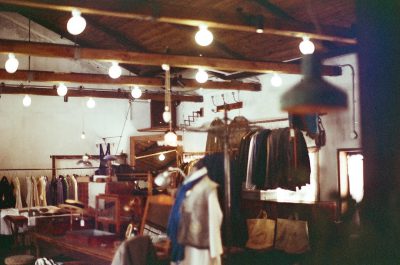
[245,133,258,190]
[70,175,78,201]
[13,177,23,209]
[237,130,258,187]
[38,176,47,206]
[25,176,33,208]
[32,176,40,207]
[56,177,64,205]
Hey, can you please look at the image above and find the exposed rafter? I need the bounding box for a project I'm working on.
[13,8,143,75]
[0,69,261,91]
[0,83,203,102]
[251,0,297,22]
[0,39,342,76]
[0,0,356,44]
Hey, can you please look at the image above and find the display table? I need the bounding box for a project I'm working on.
[32,231,115,265]
[32,231,170,264]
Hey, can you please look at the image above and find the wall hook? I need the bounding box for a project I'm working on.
[232,92,239,103]
[211,96,218,107]
[221,94,227,105]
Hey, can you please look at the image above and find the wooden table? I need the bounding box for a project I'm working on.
[32,231,170,264]
[32,231,115,265]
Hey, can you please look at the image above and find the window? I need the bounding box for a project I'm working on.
[337,149,363,215]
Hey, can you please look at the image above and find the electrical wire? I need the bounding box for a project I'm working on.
[115,102,132,154]
[339,64,357,138]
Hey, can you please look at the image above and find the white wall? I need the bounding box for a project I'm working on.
[177,54,361,200]
[0,12,152,177]
[0,94,150,176]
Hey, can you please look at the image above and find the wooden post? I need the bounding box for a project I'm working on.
[357,0,400,263]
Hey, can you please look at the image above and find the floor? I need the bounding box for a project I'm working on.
[0,234,311,265]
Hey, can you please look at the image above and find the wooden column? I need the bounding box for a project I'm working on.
[357,1,400,263]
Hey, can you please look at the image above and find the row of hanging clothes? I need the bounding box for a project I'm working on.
[0,174,79,209]
[199,114,318,247]
[204,114,319,191]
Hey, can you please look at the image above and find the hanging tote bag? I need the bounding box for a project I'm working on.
[315,116,326,147]
[275,215,310,254]
[245,210,276,250]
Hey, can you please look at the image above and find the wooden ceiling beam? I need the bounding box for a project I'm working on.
[251,0,297,22]
[0,69,261,91]
[0,39,342,76]
[0,0,356,44]
[0,84,203,102]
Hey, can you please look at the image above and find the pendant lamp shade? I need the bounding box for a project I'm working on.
[280,54,348,114]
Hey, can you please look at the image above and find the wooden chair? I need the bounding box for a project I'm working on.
[4,215,29,250]
[139,194,174,259]
[95,194,132,236]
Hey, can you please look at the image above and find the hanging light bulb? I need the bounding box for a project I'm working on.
[57,82,68,96]
[86,97,96,109]
[108,61,122,79]
[81,131,86,139]
[163,106,171,123]
[299,36,315,55]
[270,73,283,87]
[195,25,213,46]
[67,9,86,35]
[255,15,264,33]
[158,153,166,161]
[161,64,170,71]
[5,53,19,73]
[131,85,142,99]
[195,69,208,83]
[22,94,31,107]
[164,131,178,147]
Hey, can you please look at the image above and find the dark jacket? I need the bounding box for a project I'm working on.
[265,128,310,190]
[0,176,15,209]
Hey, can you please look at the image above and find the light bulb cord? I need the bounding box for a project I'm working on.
[305,0,322,34]
[164,67,172,131]
[28,19,31,74]
[115,102,132,155]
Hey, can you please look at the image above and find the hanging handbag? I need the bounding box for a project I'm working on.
[315,116,326,147]
[275,214,310,254]
[245,210,276,250]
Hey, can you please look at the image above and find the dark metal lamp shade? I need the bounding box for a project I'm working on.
[280,54,348,114]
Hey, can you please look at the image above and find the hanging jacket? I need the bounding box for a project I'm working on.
[0,176,15,209]
[250,129,271,189]
[265,128,310,190]
[205,119,224,153]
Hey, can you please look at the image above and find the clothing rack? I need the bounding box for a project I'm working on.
[50,154,127,177]
[135,149,177,160]
[248,117,288,124]
[182,149,238,155]
[0,167,97,171]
